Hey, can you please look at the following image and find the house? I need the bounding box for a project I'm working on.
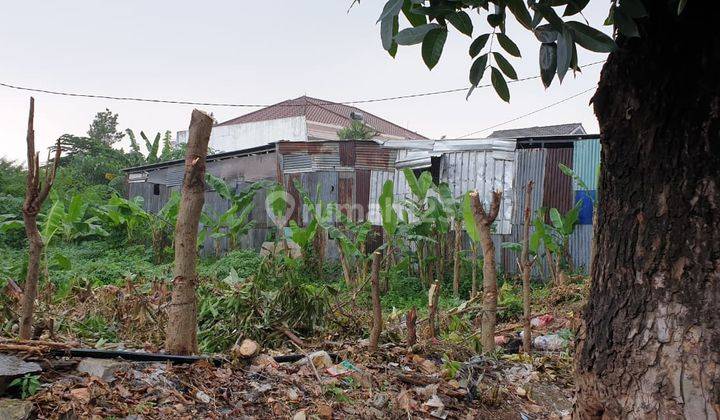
[176,96,426,152]
[487,123,587,138]
[125,119,600,273]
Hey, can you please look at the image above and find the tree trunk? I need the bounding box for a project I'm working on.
[165,109,213,355]
[19,98,60,340]
[369,252,383,352]
[469,190,502,353]
[452,220,462,298]
[470,243,478,297]
[427,280,440,339]
[521,181,534,354]
[575,3,720,418]
[406,306,417,346]
[19,213,42,339]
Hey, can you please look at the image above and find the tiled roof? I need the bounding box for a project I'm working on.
[217,96,426,139]
[487,123,586,138]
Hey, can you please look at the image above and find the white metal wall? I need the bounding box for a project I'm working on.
[177,116,307,151]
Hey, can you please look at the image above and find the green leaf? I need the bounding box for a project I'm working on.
[462,193,480,243]
[529,231,542,254]
[403,169,422,200]
[539,42,558,88]
[566,21,617,53]
[490,67,510,102]
[506,0,533,29]
[619,0,647,18]
[377,0,403,23]
[677,0,687,14]
[422,28,447,70]
[487,13,504,28]
[492,52,518,80]
[614,7,639,38]
[556,28,573,82]
[533,24,558,43]
[402,0,427,26]
[395,23,440,45]
[43,200,65,245]
[549,208,564,230]
[535,3,565,32]
[381,12,397,51]
[469,53,489,86]
[205,173,234,201]
[446,11,473,36]
[496,33,521,57]
[379,180,398,235]
[563,0,590,17]
[469,33,491,58]
[501,242,522,253]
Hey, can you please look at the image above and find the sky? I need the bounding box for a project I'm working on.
[0,1,612,163]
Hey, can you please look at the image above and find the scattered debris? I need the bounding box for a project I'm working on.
[530,314,555,328]
[232,338,260,359]
[533,334,568,351]
[76,358,127,382]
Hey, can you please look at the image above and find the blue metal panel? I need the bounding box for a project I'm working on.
[575,190,596,225]
[571,138,601,190]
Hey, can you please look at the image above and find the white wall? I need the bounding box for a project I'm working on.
[176,116,307,151]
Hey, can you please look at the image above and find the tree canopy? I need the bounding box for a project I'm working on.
[374,0,677,101]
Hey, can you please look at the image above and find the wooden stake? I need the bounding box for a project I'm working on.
[19,98,61,339]
[406,307,417,346]
[428,280,441,339]
[452,219,462,298]
[469,190,502,353]
[369,251,383,352]
[165,109,213,355]
[520,181,535,354]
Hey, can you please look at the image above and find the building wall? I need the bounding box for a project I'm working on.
[177,116,307,152]
[126,151,278,254]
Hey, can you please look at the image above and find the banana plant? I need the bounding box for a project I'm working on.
[463,193,483,297]
[326,207,373,288]
[401,169,440,287]
[99,195,151,242]
[203,174,265,255]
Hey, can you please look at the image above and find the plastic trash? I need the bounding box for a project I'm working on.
[533,334,567,351]
[530,314,554,328]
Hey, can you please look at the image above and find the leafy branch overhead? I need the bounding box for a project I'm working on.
[376,0,639,102]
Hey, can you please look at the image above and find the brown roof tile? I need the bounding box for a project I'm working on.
[217,96,426,139]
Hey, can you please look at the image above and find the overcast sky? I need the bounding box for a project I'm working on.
[0,1,611,162]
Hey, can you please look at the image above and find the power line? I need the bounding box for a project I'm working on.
[0,60,605,108]
[456,86,597,138]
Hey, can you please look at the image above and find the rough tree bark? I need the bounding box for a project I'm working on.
[470,243,478,297]
[469,190,502,352]
[369,251,383,352]
[575,2,720,417]
[521,181,534,354]
[452,219,462,298]
[165,109,213,355]
[406,306,417,346]
[427,280,440,339]
[18,98,61,340]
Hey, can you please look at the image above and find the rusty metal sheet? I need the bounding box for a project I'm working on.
[543,147,574,215]
[340,142,356,166]
[307,142,339,155]
[277,142,310,154]
[355,169,371,221]
[356,143,396,170]
[338,172,354,220]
